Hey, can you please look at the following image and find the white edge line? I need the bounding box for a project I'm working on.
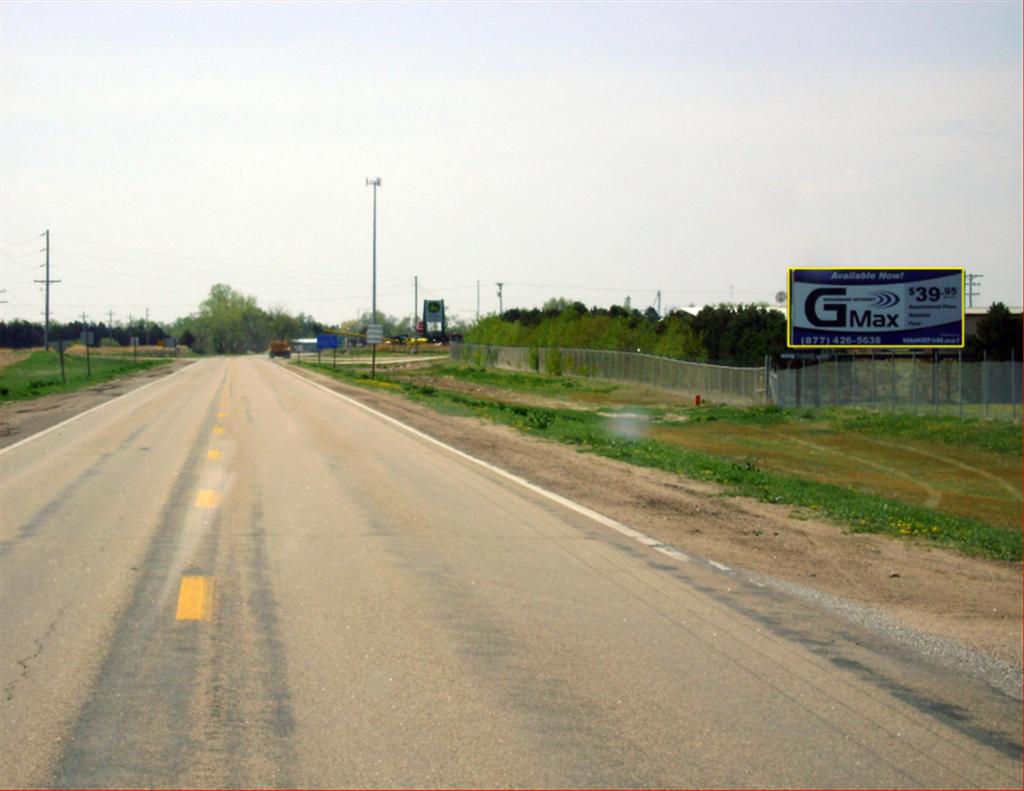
[0,361,195,457]
[279,363,701,566]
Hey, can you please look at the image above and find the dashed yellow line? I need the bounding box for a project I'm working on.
[213,426,225,436]
[216,411,226,418]
[175,576,214,621]
[207,449,222,460]
[195,489,219,508]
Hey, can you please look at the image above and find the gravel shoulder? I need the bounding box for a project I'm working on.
[287,362,1022,673]
[0,360,194,449]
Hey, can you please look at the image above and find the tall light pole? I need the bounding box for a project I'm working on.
[366,177,381,378]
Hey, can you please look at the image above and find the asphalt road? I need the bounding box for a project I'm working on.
[1,357,1020,788]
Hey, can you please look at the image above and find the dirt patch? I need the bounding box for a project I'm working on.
[0,360,193,448]
[291,363,1022,668]
[0,347,36,369]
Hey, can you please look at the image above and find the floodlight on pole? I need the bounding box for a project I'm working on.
[366,177,381,378]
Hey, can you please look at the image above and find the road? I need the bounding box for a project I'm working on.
[1,356,1019,788]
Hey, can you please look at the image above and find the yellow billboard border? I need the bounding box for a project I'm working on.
[786,266,966,350]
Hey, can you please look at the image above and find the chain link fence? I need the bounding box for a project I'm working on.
[450,342,768,406]
[770,352,1022,421]
[452,343,1021,421]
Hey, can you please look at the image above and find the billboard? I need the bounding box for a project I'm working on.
[788,268,964,348]
[316,333,339,349]
[422,299,446,340]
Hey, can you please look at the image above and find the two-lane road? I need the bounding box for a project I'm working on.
[1,357,1020,787]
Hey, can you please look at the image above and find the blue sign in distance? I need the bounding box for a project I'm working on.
[316,333,339,349]
[788,268,964,348]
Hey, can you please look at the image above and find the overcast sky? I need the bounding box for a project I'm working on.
[2,1,1021,326]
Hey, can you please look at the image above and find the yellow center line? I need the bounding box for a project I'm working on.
[213,426,225,436]
[195,489,219,508]
[175,576,215,621]
[216,411,226,418]
[207,449,222,460]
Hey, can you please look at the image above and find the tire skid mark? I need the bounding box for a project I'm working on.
[49,368,232,789]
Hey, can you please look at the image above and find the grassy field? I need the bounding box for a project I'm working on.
[298,360,1023,561]
[0,350,172,401]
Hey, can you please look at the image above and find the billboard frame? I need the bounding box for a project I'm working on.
[787,266,965,350]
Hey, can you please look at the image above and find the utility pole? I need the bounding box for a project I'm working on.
[80,311,91,377]
[413,276,418,335]
[145,307,150,345]
[34,230,60,351]
[108,309,115,341]
[476,280,480,321]
[966,273,983,308]
[366,177,381,378]
[496,282,504,316]
[656,290,661,317]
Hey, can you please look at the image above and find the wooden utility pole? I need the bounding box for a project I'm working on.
[34,230,60,350]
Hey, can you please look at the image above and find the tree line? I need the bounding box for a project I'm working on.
[467,298,785,366]
[2,286,1019,362]
[466,298,1022,365]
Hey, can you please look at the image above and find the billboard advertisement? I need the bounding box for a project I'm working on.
[422,299,446,340]
[788,268,964,348]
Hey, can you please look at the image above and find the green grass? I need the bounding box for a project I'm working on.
[405,363,619,396]
[300,360,1021,561]
[0,351,171,401]
[684,403,1021,458]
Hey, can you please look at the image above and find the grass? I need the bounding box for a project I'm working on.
[411,363,619,396]
[0,350,171,401]
[299,359,1023,561]
[686,403,1021,458]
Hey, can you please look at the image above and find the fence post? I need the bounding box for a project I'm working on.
[958,349,963,420]
[911,350,917,414]
[983,349,989,418]
[871,352,877,406]
[832,353,838,406]
[891,353,896,412]
[932,349,939,414]
[850,354,856,406]
[1012,348,1018,423]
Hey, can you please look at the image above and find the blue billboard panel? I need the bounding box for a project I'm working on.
[788,268,964,348]
[316,333,340,349]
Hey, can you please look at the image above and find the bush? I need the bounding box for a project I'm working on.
[544,350,563,376]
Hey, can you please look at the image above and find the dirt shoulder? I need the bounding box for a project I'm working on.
[290,363,1022,669]
[0,360,194,449]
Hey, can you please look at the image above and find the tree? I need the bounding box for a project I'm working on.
[969,303,1023,361]
[190,284,270,354]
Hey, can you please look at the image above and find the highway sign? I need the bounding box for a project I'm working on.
[366,324,384,345]
[316,334,339,349]
[788,268,964,348]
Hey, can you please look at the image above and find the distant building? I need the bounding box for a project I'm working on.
[291,337,318,353]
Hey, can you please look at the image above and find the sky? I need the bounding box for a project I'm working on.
[1,1,1021,327]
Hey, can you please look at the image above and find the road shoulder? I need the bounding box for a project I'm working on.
[0,359,195,450]
[282,360,1022,676]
